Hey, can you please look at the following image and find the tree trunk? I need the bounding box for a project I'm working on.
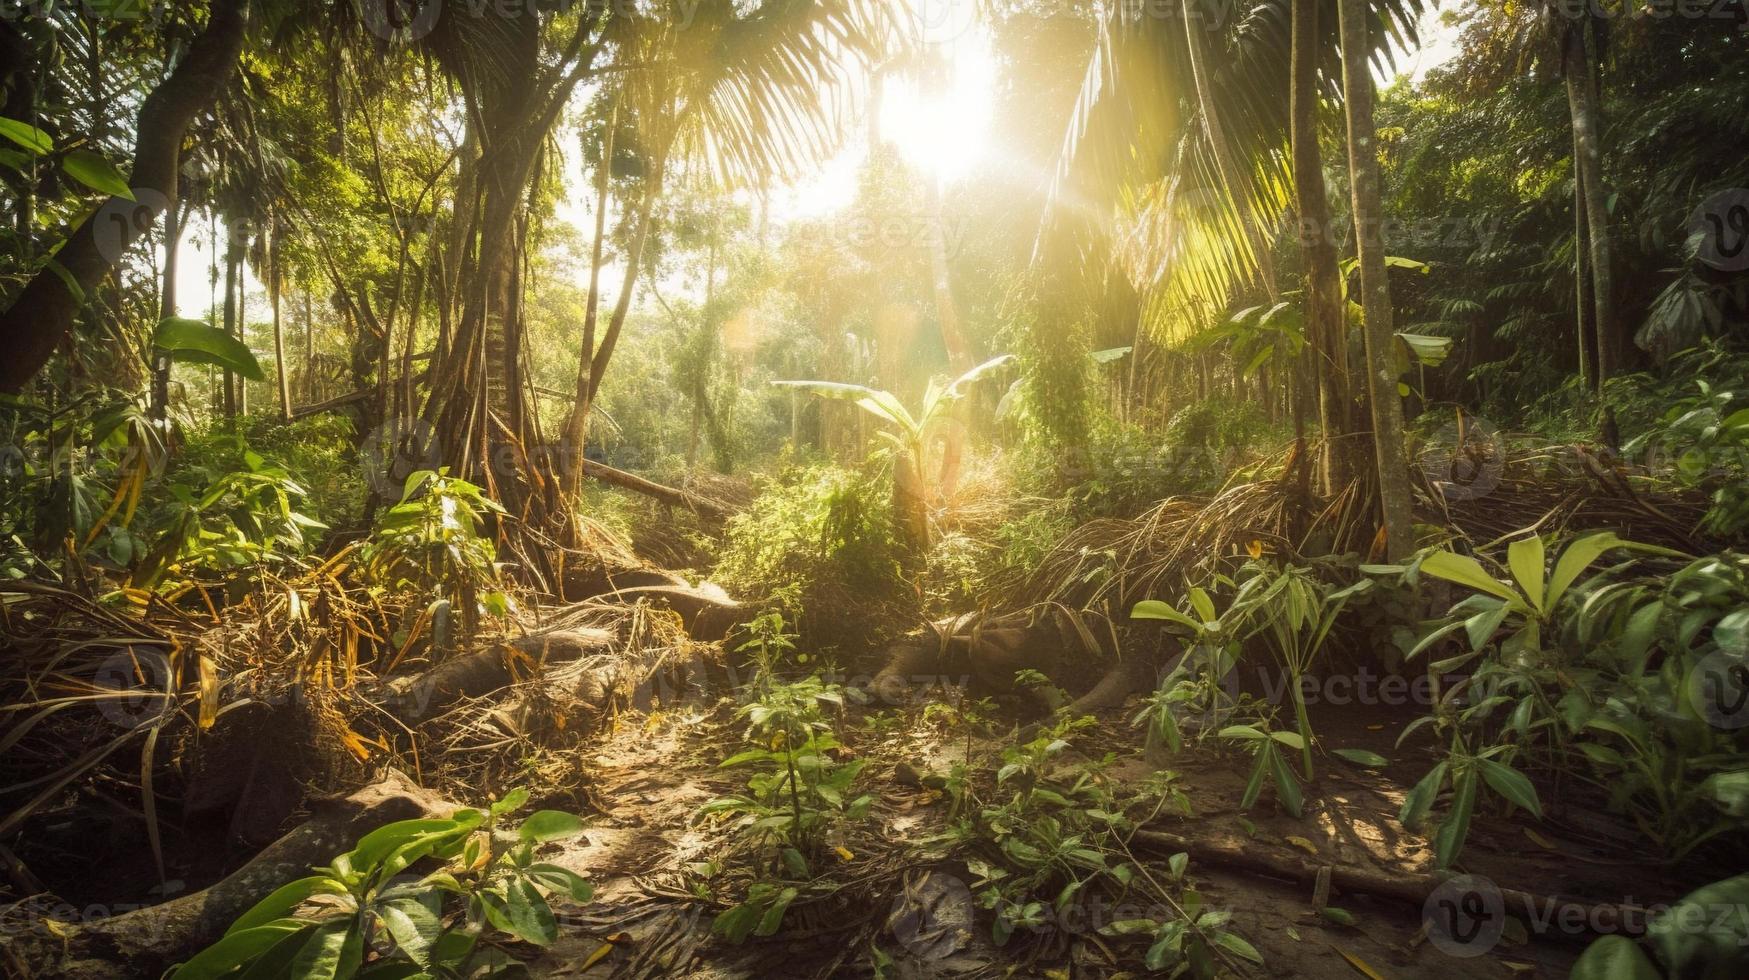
[1291,0,1353,493]
[270,217,291,421]
[222,230,241,419]
[1565,23,1616,387]
[561,103,618,501]
[1338,0,1415,561]
[150,199,182,420]
[0,0,249,393]
[1572,137,1593,391]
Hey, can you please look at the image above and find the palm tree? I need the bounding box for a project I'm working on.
[557,0,900,503]
[1336,0,1415,560]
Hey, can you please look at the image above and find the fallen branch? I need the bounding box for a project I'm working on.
[1131,827,1652,942]
[581,459,732,518]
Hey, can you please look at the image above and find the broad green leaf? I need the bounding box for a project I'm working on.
[1419,551,1516,603]
[1131,599,1199,631]
[224,876,349,935]
[527,863,594,902]
[0,117,51,154]
[377,897,442,967]
[167,922,311,980]
[1647,873,1749,979]
[1399,762,1448,830]
[1213,930,1265,964]
[1506,536,1546,613]
[61,150,135,199]
[517,809,585,842]
[288,919,365,980]
[1432,767,1479,869]
[153,317,264,380]
[1332,749,1389,768]
[1270,749,1303,817]
[1568,935,1661,980]
[1476,759,1543,818]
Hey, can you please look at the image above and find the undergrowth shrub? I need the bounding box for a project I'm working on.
[712,462,914,655]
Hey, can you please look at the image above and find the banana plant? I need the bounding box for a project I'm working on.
[773,355,1013,549]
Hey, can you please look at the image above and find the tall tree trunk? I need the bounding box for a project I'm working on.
[151,198,183,420]
[303,291,315,403]
[1572,139,1593,391]
[270,217,291,421]
[1564,22,1615,387]
[1184,0,1279,302]
[1338,0,1415,561]
[1291,0,1353,493]
[223,230,241,419]
[0,0,248,393]
[562,103,618,501]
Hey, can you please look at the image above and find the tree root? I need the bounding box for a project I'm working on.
[12,771,453,979]
[1131,827,1652,943]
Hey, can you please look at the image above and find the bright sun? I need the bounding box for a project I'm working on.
[878,25,998,183]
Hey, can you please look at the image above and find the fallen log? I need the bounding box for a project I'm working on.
[381,629,616,723]
[24,771,453,979]
[581,459,732,518]
[1130,827,1652,942]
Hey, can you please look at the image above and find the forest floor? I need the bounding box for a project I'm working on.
[488,691,1682,979]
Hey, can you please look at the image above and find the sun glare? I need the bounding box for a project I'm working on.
[878,28,998,183]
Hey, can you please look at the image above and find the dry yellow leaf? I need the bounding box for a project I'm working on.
[1334,945,1388,980]
[1284,835,1320,856]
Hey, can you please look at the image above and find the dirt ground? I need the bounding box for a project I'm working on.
[474,689,1690,980]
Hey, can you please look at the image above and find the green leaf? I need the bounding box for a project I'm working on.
[526,863,594,902]
[288,919,365,980]
[377,897,442,967]
[490,786,530,816]
[1332,749,1389,768]
[1131,599,1200,630]
[167,922,312,980]
[0,116,51,154]
[1506,536,1546,614]
[1433,767,1479,869]
[61,150,134,200]
[1399,762,1448,830]
[1647,873,1749,979]
[153,317,264,380]
[1213,930,1264,965]
[516,809,585,842]
[224,876,349,935]
[1476,759,1543,819]
[1419,551,1517,603]
[755,886,799,937]
[1270,748,1304,818]
[1568,935,1661,980]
